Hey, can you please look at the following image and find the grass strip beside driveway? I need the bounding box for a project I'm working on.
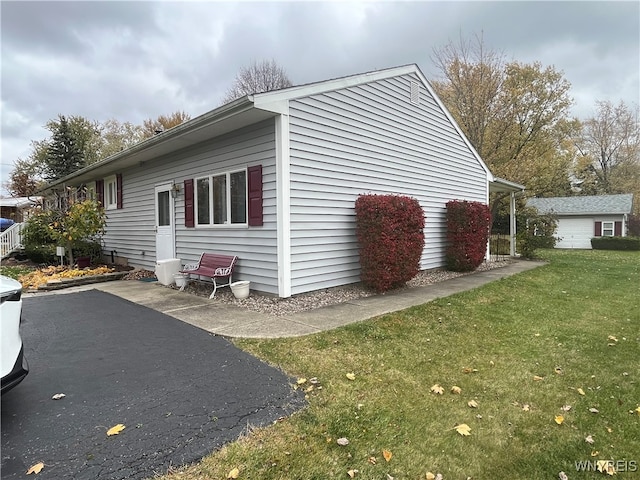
[157,250,639,480]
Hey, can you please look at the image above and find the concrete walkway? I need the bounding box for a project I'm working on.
[79,260,544,339]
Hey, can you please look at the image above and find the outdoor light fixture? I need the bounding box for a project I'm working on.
[170,183,181,198]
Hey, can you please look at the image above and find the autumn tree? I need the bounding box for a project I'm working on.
[574,100,640,211]
[431,33,575,209]
[222,59,293,104]
[138,111,191,140]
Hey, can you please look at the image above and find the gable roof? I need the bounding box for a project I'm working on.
[43,64,493,190]
[527,194,633,215]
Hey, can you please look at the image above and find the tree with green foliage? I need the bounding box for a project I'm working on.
[43,115,85,181]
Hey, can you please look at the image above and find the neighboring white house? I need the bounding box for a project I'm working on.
[527,194,634,249]
[42,64,522,297]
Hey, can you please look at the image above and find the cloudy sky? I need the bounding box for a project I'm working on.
[2,1,639,188]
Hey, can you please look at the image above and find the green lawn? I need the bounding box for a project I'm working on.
[158,250,639,479]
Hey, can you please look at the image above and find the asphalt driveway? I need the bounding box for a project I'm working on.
[1,290,304,479]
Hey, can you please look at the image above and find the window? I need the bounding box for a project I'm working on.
[195,170,247,226]
[602,221,614,237]
[105,175,118,210]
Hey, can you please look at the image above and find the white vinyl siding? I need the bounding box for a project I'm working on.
[99,120,279,294]
[287,74,488,295]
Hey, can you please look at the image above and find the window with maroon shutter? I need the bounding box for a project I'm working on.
[614,221,622,236]
[247,165,263,226]
[96,179,104,206]
[116,174,123,209]
[184,179,194,227]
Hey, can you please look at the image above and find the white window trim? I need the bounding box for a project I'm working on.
[104,175,117,210]
[194,168,248,228]
[602,221,614,237]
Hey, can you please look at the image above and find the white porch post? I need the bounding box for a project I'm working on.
[510,191,517,256]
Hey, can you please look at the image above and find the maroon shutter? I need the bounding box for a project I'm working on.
[96,179,104,206]
[614,221,622,236]
[594,221,602,237]
[247,165,263,226]
[116,174,123,209]
[184,179,194,227]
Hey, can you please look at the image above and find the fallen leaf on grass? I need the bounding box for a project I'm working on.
[634,406,640,415]
[453,423,471,436]
[426,473,443,480]
[522,404,530,412]
[561,405,572,412]
[607,335,618,342]
[462,368,478,374]
[51,393,66,400]
[591,450,600,457]
[296,378,307,385]
[533,375,544,381]
[337,437,350,446]
[347,469,359,478]
[26,462,44,475]
[227,467,240,479]
[558,472,568,480]
[585,434,594,444]
[346,373,356,381]
[451,385,462,394]
[368,456,377,465]
[554,366,564,375]
[430,384,444,395]
[106,424,125,436]
[596,460,616,475]
[382,449,393,462]
[589,408,599,414]
[554,415,564,425]
[577,388,586,396]
[468,400,478,408]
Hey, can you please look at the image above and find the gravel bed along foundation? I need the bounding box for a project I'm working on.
[140,259,512,317]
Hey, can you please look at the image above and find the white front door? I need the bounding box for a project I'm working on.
[155,184,175,261]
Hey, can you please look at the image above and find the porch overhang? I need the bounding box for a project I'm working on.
[488,177,525,257]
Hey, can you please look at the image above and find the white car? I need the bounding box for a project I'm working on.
[1,275,28,394]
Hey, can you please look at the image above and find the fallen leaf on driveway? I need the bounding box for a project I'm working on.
[107,424,126,436]
[51,393,66,400]
[26,462,44,475]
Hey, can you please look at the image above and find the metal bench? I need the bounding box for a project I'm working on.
[179,253,238,299]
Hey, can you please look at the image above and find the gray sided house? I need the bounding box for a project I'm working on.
[44,64,521,297]
[527,194,634,249]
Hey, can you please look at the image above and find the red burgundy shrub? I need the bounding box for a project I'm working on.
[355,194,425,293]
[446,200,491,272]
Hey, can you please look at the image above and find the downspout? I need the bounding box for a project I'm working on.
[510,191,517,256]
[275,112,292,298]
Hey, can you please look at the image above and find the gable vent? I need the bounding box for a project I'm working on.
[410,81,420,105]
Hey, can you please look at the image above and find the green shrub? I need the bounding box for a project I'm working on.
[72,240,103,264]
[23,244,57,264]
[591,236,640,251]
[517,207,558,259]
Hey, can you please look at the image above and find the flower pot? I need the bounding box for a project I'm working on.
[76,256,91,269]
[173,273,188,288]
[230,280,250,299]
